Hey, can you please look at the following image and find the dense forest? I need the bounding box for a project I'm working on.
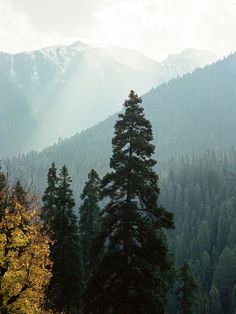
[161,149,236,313]
[1,89,236,313]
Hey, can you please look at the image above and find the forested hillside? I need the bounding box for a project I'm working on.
[161,149,236,314]
[9,52,236,196]
[143,52,236,156]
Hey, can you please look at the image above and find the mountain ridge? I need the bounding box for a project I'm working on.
[0,42,218,156]
[8,52,236,196]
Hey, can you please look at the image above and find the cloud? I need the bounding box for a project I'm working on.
[92,0,236,59]
[0,0,105,52]
[8,0,104,36]
[0,0,236,59]
[0,1,68,52]
[0,1,31,52]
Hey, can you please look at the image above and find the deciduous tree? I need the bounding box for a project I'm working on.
[0,177,52,314]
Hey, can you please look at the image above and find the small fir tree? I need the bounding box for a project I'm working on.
[231,285,236,314]
[177,262,199,314]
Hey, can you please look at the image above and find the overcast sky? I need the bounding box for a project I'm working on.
[0,0,236,60]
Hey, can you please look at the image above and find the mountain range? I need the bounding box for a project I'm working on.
[9,52,236,196]
[0,42,217,156]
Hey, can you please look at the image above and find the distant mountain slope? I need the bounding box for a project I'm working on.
[0,43,217,155]
[0,73,38,156]
[161,48,218,75]
[9,52,236,195]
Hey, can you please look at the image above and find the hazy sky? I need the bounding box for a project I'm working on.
[0,0,236,60]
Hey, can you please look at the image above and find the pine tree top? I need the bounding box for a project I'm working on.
[81,169,100,201]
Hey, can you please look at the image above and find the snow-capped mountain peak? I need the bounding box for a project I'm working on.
[0,42,220,155]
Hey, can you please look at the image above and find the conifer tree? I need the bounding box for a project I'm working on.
[83,90,174,314]
[210,285,224,314]
[41,162,58,233]
[79,169,101,285]
[42,164,82,313]
[177,262,199,314]
[12,180,28,207]
[0,171,6,214]
[231,285,236,314]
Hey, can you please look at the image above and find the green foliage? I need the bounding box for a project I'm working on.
[210,285,224,314]
[79,169,101,286]
[41,162,58,232]
[0,171,7,214]
[83,91,174,314]
[177,262,199,314]
[42,163,82,313]
[231,285,236,314]
[213,246,236,314]
[160,149,236,313]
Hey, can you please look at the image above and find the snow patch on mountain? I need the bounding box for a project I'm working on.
[0,42,220,154]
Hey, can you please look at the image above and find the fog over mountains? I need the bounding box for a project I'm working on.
[9,52,236,195]
[0,42,217,156]
[2,39,236,314]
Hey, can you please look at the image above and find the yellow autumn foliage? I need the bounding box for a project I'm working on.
[0,188,52,313]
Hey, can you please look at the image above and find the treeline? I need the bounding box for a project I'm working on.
[160,149,236,313]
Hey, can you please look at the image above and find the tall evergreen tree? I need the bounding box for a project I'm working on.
[83,90,174,314]
[177,262,199,314]
[41,162,58,232]
[42,164,82,313]
[79,169,101,285]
